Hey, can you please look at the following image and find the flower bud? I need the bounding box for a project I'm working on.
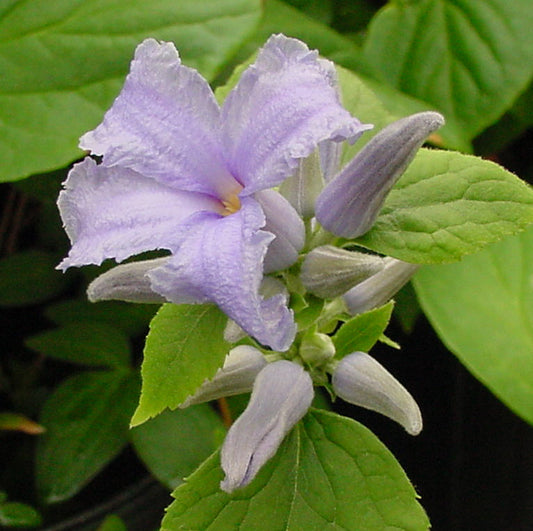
[220,360,313,492]
[87,257,168,303]
[316,112,445,238]
[343,257,419,314]
[299,329,336,368]
[332,352,422,435]
[278,150,324,219]
[318,139,343,182]
[301,245,386,298]
[180,346,267,408]
[255,190,305,273]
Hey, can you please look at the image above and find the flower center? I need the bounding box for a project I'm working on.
[221,193,241,216]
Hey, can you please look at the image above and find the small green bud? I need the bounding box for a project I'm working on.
[299,329,336,368]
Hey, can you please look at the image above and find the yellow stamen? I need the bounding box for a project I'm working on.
[222,193,241,216]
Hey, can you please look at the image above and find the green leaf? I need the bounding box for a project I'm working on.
[36,370,139,503]
[163,410,429,530]
[131,405,225,489]
[294,295,324,330]
[45,298,156,337]
[26,322,131,368]
[0,412,45,435]
[97,515,127,531]
[333,302,395,358]
[474,80,533,155]
[0,250,70,306]
[357,148,533,264]
[414,226,533,425]
[131,304,231,427]
[336,67,396,155]
[222,0,361,77]
[0,0,261,182]
[0,501,42,528]
[359,0,533,144]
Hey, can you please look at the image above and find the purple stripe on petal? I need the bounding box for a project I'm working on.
[57,158,218,270]
[220,360,313,492]
[255,190,305,273]
[148,198,296,351]
[222,34,370,195]
[80,39,237,198]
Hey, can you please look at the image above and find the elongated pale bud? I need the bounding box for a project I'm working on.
[278,150,324,219]
[343,257,419,314]
[255,190,305,273]
[332,352,422,435]
[301,245,386,298]
[220,360,313,492]
[179,346,267,408]
[316,112,445,238]
[87,257,168,303]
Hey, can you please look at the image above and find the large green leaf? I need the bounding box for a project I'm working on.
[0,250,71,306]
[36,370,139,503]
[0,501,42,528]
[0,0,261,182]
[45,298,156,337]
[222,0,360,78]
[163,410,429,530]
[97,515,127,531]
[357,148,533,264]
[131,405,225,489]
[414,227,533,425]
[131,304,230,427]
[359,0,533,145]
[26,322,131,368]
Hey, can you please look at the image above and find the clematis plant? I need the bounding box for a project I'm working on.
[57,33,533,530]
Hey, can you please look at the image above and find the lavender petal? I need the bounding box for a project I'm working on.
[222,34,370,195]
[80,39,238,198]
[148,198,296,351]
[57,158,219,270]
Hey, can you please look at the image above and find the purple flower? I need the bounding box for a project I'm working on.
[57,35,369,351]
